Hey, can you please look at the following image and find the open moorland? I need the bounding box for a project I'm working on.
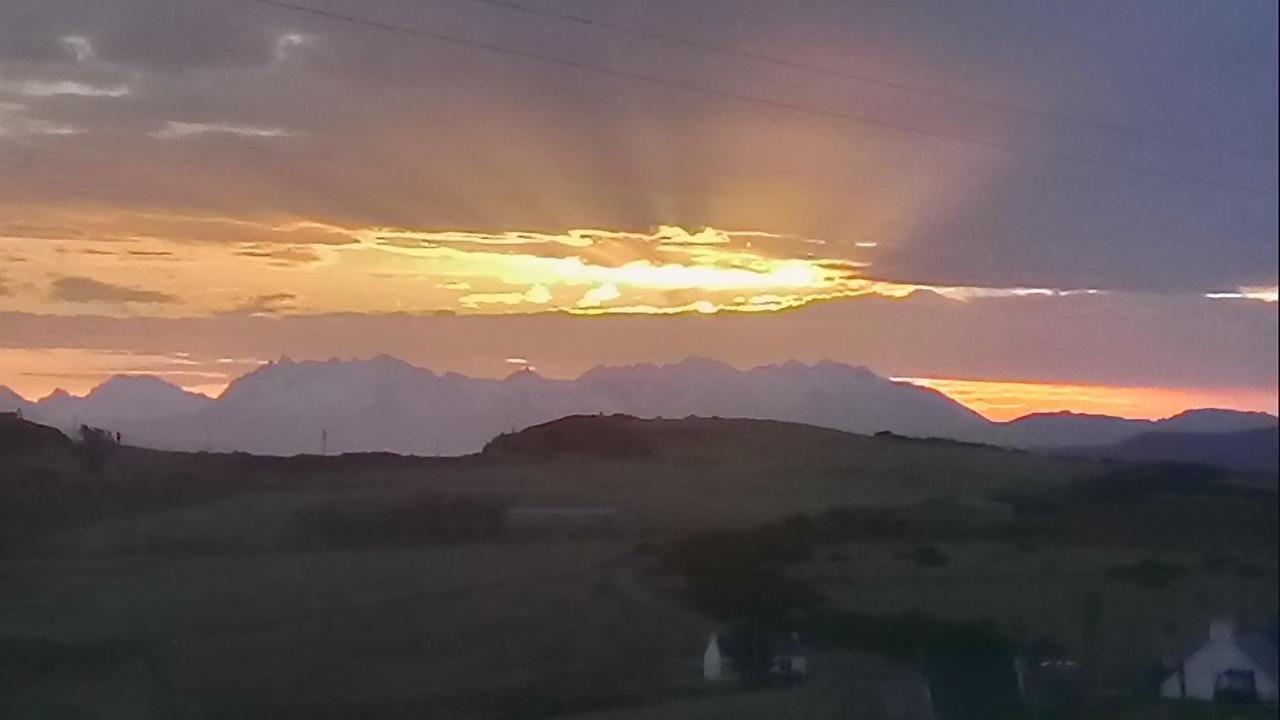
[2,413,1276,719]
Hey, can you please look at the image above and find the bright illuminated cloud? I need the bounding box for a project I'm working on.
[1205,286,1279,303]
[459,284,553,308]
[61,35,95,62]
[577,283,621,308]
[273,32,310,62]
[0,78,129,97]
[151,121,294,139]
[927,287,1103,301]
[0,103,83,136]
[0,209,1133,318]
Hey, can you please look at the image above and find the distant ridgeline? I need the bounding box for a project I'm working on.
[1,357,1275,466]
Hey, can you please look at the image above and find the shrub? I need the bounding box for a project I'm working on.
[71,425,117,474]
[804,609,1015,666]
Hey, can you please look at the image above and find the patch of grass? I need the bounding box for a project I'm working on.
[0,543,704,719]
[296,490,507,547]
[1112,697,1280,719]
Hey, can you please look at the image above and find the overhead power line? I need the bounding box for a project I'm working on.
[246,0,1274,197]
[460,0,1278,163]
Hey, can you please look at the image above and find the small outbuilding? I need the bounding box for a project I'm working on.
[702,631,807,683]
[1161,619,1279,702]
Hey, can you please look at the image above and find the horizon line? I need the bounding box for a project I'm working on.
[3,353,1276,424]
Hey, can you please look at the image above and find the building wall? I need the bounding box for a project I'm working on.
[1160,640,1278,701]
[703,635,724,682]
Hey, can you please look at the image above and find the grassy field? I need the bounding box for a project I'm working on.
[802,540,1278,688]
[1,543,713,719]
[565,650,932,720]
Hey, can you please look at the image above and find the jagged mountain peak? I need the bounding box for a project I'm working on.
[0,385,29,403]
[87,374,193,397]
[38,388,74,403]
[6,355,1272,457]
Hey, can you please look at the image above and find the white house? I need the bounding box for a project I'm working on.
[703,634,725,682]
[1161,620,1279,702]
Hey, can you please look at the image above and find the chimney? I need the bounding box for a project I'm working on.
[1209,620,1236,642]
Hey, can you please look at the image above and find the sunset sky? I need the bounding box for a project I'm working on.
[1,0,1276,419]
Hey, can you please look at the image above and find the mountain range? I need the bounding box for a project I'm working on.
[2,356,1275,458]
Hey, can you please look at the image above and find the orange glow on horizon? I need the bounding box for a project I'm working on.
[898,376,1279,422]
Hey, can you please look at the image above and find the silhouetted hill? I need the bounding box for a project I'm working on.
[484,415,656,459]
[0,414,1111,552]
[1158,408,1280,434]
[1057,463,1237,503]
[0,413,69,455]
[990,409,1277,448]
[1055,427,1279,476]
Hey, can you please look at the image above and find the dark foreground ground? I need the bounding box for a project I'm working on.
[2,414,1276,718]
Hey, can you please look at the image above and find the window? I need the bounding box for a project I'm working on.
[1215,669,1257,703]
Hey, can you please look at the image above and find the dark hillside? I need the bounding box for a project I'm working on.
[484,414,657,459]
[0,414,69,455]
[1056,427,1279,475]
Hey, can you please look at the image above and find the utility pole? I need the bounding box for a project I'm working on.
[321,428,328,456]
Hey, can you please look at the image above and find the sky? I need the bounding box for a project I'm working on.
[0,0,1276,420]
